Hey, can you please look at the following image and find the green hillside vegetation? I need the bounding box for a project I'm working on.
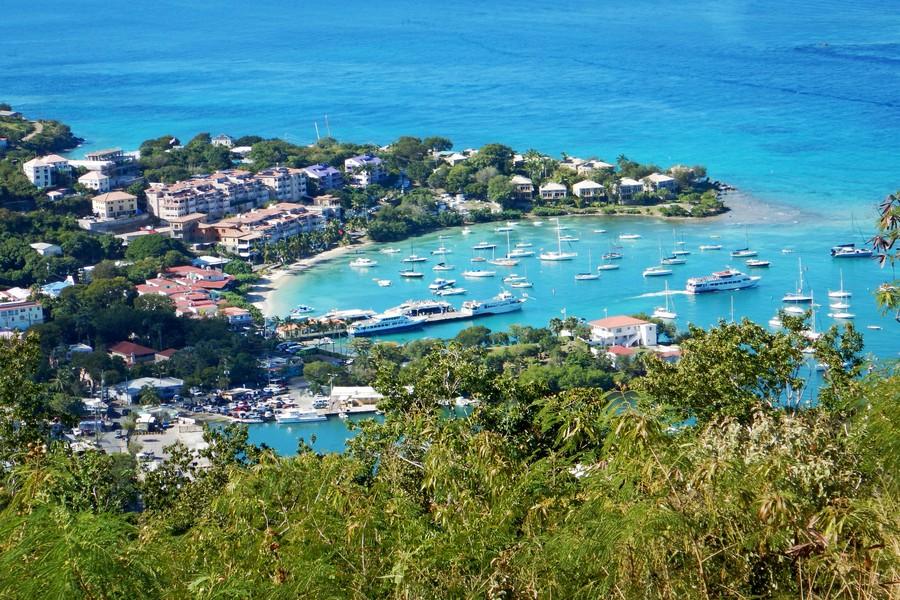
[0,315,897,599]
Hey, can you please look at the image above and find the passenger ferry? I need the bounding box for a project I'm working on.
[830,243,873,258]
[386,299,454,317]
[685,268,760,293]
[461,291,525,316]
[347,313,427,336]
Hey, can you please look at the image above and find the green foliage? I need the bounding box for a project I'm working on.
[123,234,190,262]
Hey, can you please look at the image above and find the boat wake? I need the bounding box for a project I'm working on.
[633,290,691,298]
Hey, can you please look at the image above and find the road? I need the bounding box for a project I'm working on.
[21,120,43,141]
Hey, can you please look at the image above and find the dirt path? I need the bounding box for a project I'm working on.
[21,120,43,141]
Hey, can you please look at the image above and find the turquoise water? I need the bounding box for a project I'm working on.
[243,414,378,455]
[4,0,900,216]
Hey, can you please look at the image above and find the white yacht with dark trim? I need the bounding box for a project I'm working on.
[460,291,525,316]
[347,313,427,336]
[686,268,760,293]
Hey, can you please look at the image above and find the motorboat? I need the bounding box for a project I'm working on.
[652,282,677,320]
[829,301,850,310]
[619,234,641,240]
[434,287,467,296]
[830,243,873,258]
[783,305,806,315]
[601,252,623,260]
[290,304,315,315]
[867,325,882,330]
[503,274,527,283]
[597,263,620,271]
[699,244,722,251]
[745,259,770,268]
[431,245,452,255]
[643,266,673,277]
[593,229,607,233]
[428,278,456,291]
[672,249,691,256]
[375,279,392,287]
[507,248,535,258]
[470,256,487,263]
[488,257,519,267]
[828,310,855,320]
[461,227,472,235]
[532,221,544,226]
[730,248,758,258]
[515,242,533,248]
[462,269,496,278]
[685,268,760,293]
[350,257,378,268]
[768,315,783,328]
[781,248,795,254]
[559,235,580,242]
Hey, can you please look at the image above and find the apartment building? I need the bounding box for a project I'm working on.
[22,154,71,188]
[0,300,44,331]
[344,154,386,187]
[146,170,269,221]
[79,170,111,192]
[92,191,138,219]
[303,163,343,191]
[200,203,328,258]
[255,167,307,201]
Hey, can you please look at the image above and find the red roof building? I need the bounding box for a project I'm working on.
[108,341,157,366]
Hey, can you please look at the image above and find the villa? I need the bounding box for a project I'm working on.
[572,179,604,200]
[344,154,386,187]
[221,306,252,326]
[643,172,677,193]
[211,134,234,148]
[22,154,71,188]
[78,170,111,192]
[92,191,138,219]
[577,160,615,176]
[303,163,343,191]
[588,315,657,348]
[539,182,567,201]
[510,175,534,201]
[617,178,644,204]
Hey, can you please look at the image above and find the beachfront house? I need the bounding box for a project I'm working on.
[79,170,111,193]
[572,179,604,200]
[92,191,138,219]
[303,163,343,191]
[510,175,534,201]
[539,182,567,201]
[616,178,644,204]
[588,315,657,348]
[344,154,386,187]
[642,172,677,193]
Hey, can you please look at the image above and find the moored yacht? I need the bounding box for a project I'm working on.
[472,241,496,250]
[402,254,428,263]
[386,299,454,317]
[428,278,456,291]
[643,265,673,277]
[745,259,770,268]
[782,257,812,303]
[399,268,424,278]
[461,291,525,316]
[828,270,852,298]
[685,268,760,293]
[434,287,466,296]
[462,268,496,278]
[349,257,378,268]
[539,218,577,261]
[275,408,326,423]
[661,255,686,265]
[699,244,722,251]
[619,233,641,240]
[347,313,427,336]
[730,247,758,258]
[433,262,455,271]
[830,243,873,258]
[652,282,677,320]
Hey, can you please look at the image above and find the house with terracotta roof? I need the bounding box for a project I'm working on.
[588,315,657,348]
[221,306,252,326]
[154,348,179,362]
[164,265,235,291]
[92,191,137,219]
[108,341,157,366]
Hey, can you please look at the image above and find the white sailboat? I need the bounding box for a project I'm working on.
[827,269,852,299]
[575,250,600,280]
[782,257,813,303]
[539,218,577,261]
[652,282,677,319]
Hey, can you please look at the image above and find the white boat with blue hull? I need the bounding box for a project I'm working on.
[686,268,760,293]
[347,313,427,336]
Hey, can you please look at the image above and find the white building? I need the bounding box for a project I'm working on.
[643,172,677,193]
[344,154,386,187]
[117,376,184,404]
[255,167,307,201]
[23,154,70,189]
[330,386,383,408]
[617,178,644,204]
[30,242,63,257]
[572,179,604,199]
[589,315,657,348]
[92,191,138,219]
[0,300,44,331]
[577,160,615,175]
[211,134,234,148]
[78,170,111,192]
[539,182,567,201]
[510,175,534,200]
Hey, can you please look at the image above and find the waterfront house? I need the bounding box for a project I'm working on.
[510,175,534,201]
[211,134,234,148]
[303,163,343,191]
[344,154,386,187]
[108,341,157,366]
[92,191,137,219]
[30,242,63,257]
[589,315,657,348]
[0,300,44,331]
[642,172,677,193]
[79,170,111,193]
[572,179,604,200]
[577,160,615,176]
[539,182,567,201]
[616,178,644,204]
[559,157,587,172]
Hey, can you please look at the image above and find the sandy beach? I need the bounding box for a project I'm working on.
[248,244,368,315]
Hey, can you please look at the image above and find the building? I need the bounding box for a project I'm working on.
[0,300,44,331]
[255,167,307,201]
[108,341,157,366]
[22,154,70,189]
[117,376,184,403]
[572,179,604,200]
[211,134,234,148]
[330,386,383,408]
[221,306,252,326]
[84,148,128,164]
[199,203,328,258]
[344,154,386,187]
[303,163,343,191]
[0,110,22,119]
[617,178,644,204]
[30,242,63,257]
[642,172,677,193]
[154,348,178,362]
[589,316,657,348]
[78,171,111,192]
[40,276,75,298]
[167,213,208,242]
[145,170,269,221]
[539,182,567,201]
[510,175,534,201]
[92,191,138,219]
[134,266,235,319]
[577,160,615,176]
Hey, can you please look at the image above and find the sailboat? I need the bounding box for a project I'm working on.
[575,250,600,280]
[652,282,677,319]
[539,218,577,261]
[402,242,428,263]
[782,257,813,303]
[827,269,852,299]
[730,228,757,257]
[488,231,520,266]
[645,242,675,276]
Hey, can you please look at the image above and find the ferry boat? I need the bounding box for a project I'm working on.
[320,308,376,322]
[699,244,722,251]
[399,269,424,278]
[275,408,326,423]
[685,268,760,293]
[730,247,758,258]
[472,241,496,250]
[428,278,456,291]
[462,269,496,278]
[349,257,378,268]
[387,299,454,317]
[461,291,525,316]
[347,313,427,336]
[402,254,428,263]
[745,259,770,268]
[830,243,873,258]
[643,266,673,277]
[434,287,467,296]
[619,234,641,240]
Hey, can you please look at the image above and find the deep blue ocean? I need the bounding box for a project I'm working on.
[4,0,898,452]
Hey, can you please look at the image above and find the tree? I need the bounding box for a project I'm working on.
[454,325,492,347]
[422,136,453,152]
[470,143,514,174]
[124,234,189,262]
[487,175,516,209]
[872,191,900,320]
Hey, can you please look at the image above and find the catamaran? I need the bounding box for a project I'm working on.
[828,269,852,299]
[539,218,577,261]
[652,282,677,319]
[575,250,600,280]
[830,243,873,258]
[782,257,813,303]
